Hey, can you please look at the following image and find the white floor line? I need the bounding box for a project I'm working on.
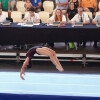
[0,74,100,79]
[0,72,100,79]
[0,82,100,87]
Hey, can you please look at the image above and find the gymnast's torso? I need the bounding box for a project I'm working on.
[26,46,42,58]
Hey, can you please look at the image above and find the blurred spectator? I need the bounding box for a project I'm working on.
[23,7,40,23]
[92,13,100,47]
[24,0,32,11]
[0,7,14,50]
[0,8,6,22]
[96,0,99,11]
[0,0,12,18]
[66,2,77,22]
[45,9,66,48]
[97,0,100,4]
[12,0,17,11]
[48,9,66,24]
[69,0,81,9]
[92,14,100,24]
[81,0,97,16]
[17,0,25,1]
[66,2,78,49]
[30,0,42,13]
[0,8,13,50]
[70,7,90,24]
[69,7,90,47]
[55,0,69,15]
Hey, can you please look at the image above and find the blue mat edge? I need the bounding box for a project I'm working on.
[0,93,100,100]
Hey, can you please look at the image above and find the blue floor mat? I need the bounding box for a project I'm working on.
[0,72,100,98]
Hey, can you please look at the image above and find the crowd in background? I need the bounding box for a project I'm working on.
[0,0,100,18]
[0,0,100,49]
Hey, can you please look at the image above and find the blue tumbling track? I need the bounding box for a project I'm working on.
[0,72,100,100]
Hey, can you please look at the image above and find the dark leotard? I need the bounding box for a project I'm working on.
[26,46,42,58]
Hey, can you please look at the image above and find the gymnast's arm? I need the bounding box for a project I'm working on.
[20,57,29,80]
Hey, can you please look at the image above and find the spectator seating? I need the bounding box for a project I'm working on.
[85,12,93,19]
[11,11,22,22]
[16,1,26,13]
[39,11,50,23]
[98,2,100,11]
[43,1,54,14]
[2,11,8,17]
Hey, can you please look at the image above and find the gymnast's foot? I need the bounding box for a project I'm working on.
[56,66,64,72]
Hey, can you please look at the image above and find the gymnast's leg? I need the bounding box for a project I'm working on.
[42,47,63,69]
[36,48,64,72]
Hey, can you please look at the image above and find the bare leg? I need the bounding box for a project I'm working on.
[36,48,64,72]
[42,47,56,54]
[40,48,60,67]
[43,47,63,69]
[53,54,62,67]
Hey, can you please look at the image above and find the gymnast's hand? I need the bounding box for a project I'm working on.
[20,67,26,80]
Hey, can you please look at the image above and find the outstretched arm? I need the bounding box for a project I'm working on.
[20,57,29,80]
[20,66,26,80]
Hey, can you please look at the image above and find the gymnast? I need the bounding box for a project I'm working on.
[20,46,64,80]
